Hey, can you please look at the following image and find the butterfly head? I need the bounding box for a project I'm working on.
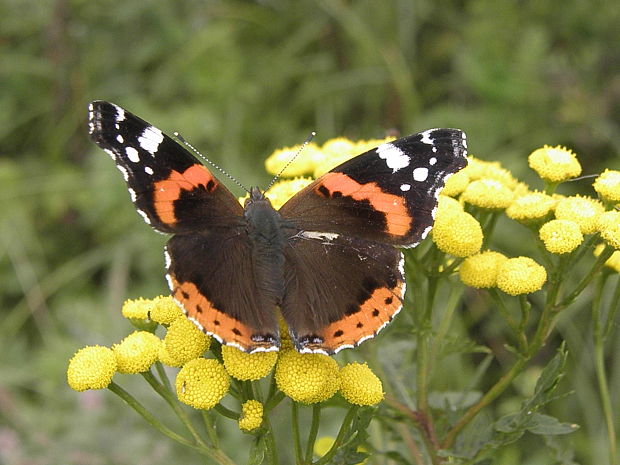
[244,186,270,207]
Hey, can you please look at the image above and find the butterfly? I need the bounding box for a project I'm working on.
[88,101,467,354]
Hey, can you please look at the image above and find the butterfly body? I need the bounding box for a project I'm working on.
[88,100,467,354]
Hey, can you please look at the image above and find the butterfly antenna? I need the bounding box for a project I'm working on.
[265,131,316,192]
[174,132,250,194]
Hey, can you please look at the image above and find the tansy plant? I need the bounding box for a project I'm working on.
[68,141,620,464]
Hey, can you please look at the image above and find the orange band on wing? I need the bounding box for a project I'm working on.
[318,281,404,352]
[153,165,217,225]
[170,277,259,351]
[316,172,411,236]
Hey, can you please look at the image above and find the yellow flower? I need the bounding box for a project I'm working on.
[496,257,547,296]
[265,177,314,210]
[593,169,620,204]
[279,316,294,351]
[67,346,117,391]
[506,192,556,224]
[442,169,470,197]
[554,195,604,234]
[528,145,582,183]
[539,219,584,254]
[432,210,483,258]
[594,244,620,273]
[149,295,183,325]
[239,400,264,432]
[462,179,514,210]
[436,194,464,216]
[459,251,508,288]
[313,138,358,177]
[222,345,277,381]
[275,350,340,404]
[314,436,336,457]
[597,211,620,249]
[113,331,161,374]
[339,363,384,406]
[161,316,211,367]
[264,142,323,177]
[121,297,151,320]
[175,358,230,410]
[353,137,394,155]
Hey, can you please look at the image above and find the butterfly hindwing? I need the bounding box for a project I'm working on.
[279,129,467,247]
[166,230,280,353]
[281,232,405,354]
[88,100,242,233]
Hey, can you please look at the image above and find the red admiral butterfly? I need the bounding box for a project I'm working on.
[88,101,467,354]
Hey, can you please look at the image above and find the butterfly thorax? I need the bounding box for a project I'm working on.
[244,187,287,306]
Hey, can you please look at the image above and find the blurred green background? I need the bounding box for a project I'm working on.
[1,0,619,463]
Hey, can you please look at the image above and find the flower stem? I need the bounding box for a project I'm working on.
[304,404,321,464]
[314,406,359,465]
[291,402,303,464]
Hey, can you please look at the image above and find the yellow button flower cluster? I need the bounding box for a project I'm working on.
[539,219,584,254]
[459,251,508,288]
[238,400,264,432]
[593,169,620,204]
[175,358,230,410]
[462,179,514,210]
[275,350,340,404]
[67,346,117,391]
[432,204,483,257]
[496,257,547,296]
[506,192,556,224]
[554,195,604,235]
[222,345,278,381]
[113,331,161,374]
[339,362,384,406]
[528,145,582,183]
[160,316,211,367]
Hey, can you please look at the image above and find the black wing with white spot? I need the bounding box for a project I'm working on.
[279,129,468,248]
[88,101,243,234]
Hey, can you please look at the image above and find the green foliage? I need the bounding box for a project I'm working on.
[1,0,619,464]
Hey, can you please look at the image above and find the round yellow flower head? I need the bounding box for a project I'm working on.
[462,179,514,210]
[432,210,483,258]
[539,219,583,254]
[265,177,314,210]
[113,331,161,374]
[460,156,493,180]
[442,169,470,197]
[339,362,384,406]
[459,251,508,288]
[264,142,323,177]
[67,345,117,391]
[528,145,582,183]
[278,315,294,351]
[275,350,340,404]
[313,138,357,177]
[149,295,183,325]
[554,195,604,234]
[222,345,277,380]
[597,211,620,250]
[176,358,230,410]
[238,400,264,432]
[593,169,620,204]
[121,297,152,320]
[162,316,211,367]
[594,244,620,273]
[506,192,556,224]
[353,137,394,155]
[436,195,464,217]
[496,257,547,296]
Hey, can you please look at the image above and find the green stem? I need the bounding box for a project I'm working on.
[202,410,219,448]
[108,382,236,465]
[556,245,615,310]
[264,391,286,412]
[292,402,303,464]
[592,274,617,465]
[314,406,359,465]
[141,371,206,446]
[305,404,322,464]
[214,403,240,420]
[155,361,173,392]
[263,415,280,465]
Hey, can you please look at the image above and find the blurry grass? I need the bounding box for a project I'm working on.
[1,0,619,463]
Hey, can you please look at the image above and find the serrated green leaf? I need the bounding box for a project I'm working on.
[525,413,579,435]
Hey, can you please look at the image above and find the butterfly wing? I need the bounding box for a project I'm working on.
[279,129,467,247]
[88,100,243,233]
[278,129,467,353]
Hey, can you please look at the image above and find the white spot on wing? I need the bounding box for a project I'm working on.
[137,209,151,224]
[144,166,154,175]
[300,231,339,242]
[429,157,437,165]
[126,146,140,162]
[116,134,124,143]
[164,248,172,269]
[400,183,411,191]
[128,188,137,202]
[138,126,164,155]
[117,165,129,181]
[413,167,429,182]
[104,148,116,160]
[377,142,410,172]
[420,130,434,145]
[114,105,125,122]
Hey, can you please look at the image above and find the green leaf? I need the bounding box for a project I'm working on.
[248,435,266,465]
[525,413,579,435]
